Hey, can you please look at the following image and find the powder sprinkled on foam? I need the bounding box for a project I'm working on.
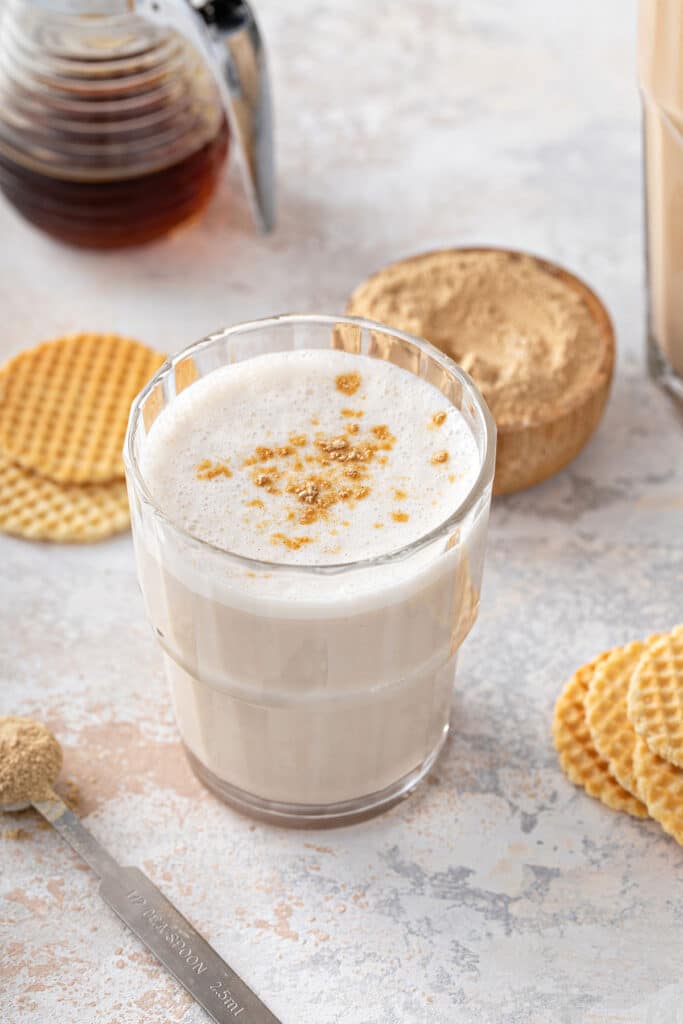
[335,372,361,396]
[141,350,480,565]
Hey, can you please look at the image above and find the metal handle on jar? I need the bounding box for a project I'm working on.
[137,0,275,233]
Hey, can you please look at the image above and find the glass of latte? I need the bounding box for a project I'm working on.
[124,316,495,825]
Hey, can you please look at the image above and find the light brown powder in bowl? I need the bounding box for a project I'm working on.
[0,716,62,805]
[347,249,607,429]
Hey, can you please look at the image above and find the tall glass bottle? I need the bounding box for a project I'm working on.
[639,0,683,399]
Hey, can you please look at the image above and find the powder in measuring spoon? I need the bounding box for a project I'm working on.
[0,716,62,805]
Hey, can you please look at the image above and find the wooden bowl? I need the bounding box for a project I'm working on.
[346,247,615,496]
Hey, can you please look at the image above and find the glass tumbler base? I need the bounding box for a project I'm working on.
[182,722,450,828]
[648,334,683,404]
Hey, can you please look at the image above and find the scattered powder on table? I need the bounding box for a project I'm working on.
[347,250,606,428]
[3,827,28,840]
[62,779,82,811]
[0,716,62,806]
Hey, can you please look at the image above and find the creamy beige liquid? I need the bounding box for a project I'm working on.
[135,350,488,810]
[639,0,683,377]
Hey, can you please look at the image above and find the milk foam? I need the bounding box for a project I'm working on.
[140,349,480,565]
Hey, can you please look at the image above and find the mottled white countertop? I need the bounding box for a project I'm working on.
[2,1,683,1022]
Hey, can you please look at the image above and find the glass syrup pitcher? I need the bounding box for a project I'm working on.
[0,0,274,248]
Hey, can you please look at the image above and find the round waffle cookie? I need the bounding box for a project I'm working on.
[585,639,656,800]
[0,452,130,542]
[633,736,683,846]
[0,333,165,484]
[552,653,648,819]
[627,625,683,769]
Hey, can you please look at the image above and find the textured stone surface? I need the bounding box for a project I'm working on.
[2,1,683,1021]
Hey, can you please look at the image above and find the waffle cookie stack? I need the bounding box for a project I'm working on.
[553,624,683,843]
[0,333,164,542]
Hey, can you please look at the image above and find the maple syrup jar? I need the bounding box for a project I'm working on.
[0,0,274,247]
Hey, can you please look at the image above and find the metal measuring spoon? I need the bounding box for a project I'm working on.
[2,722,281,1024]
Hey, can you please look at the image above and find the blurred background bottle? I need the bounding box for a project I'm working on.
[639,0,683,400]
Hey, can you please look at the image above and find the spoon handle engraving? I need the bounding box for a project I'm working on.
[33,797,280,1023]
[102,867,281,1024]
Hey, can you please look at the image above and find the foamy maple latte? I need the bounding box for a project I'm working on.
[125,317,495,825]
